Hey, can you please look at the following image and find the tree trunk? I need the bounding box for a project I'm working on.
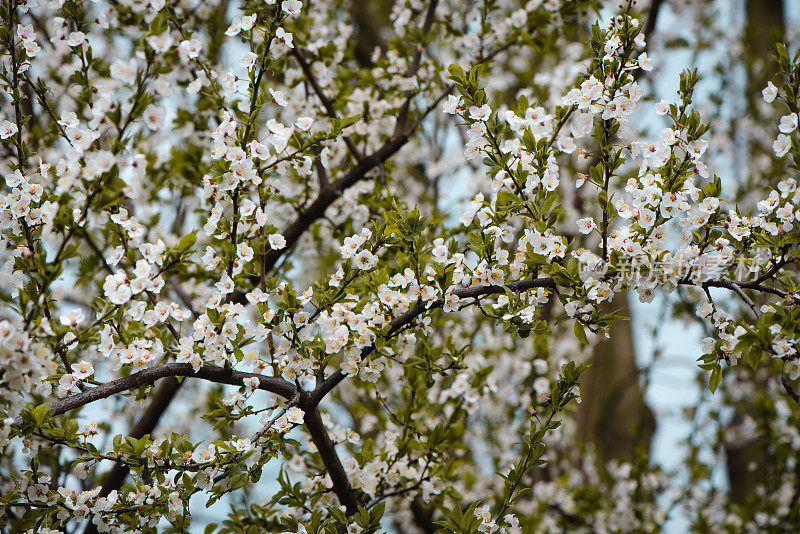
[576,293,655,465]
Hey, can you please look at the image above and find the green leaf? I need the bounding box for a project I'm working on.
[339,115,360,129]
[447,64,465,84]
[495,190,517,210]
[33,403,53,428]
[747,347,761,371]
[149,12,169,36]
[573,322,589,345]
[176,231,198,254]
[709,365,722,394]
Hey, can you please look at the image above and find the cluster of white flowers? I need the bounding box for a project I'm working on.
[0,167,50,232]
[0,320,53,410]
[339,228,376,269]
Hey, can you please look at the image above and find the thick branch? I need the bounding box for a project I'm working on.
[15,363,295,427]
[303,408,360,515]
[702,278,792,299]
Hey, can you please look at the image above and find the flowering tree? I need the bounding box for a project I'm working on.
[1,0,800,532]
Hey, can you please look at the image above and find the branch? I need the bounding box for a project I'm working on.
[291,46,363,161]
[257,132,411,285]
[252,392,300,444]
[14,363,296,427]
[303,408,360,515]
[753,255,791,285]
[700,278,792,299]
[782,376,800,403]
[308,276,557,408]
[641,0,663,53]
[410,0,439,75]
[729,282,760,317]
[394,0,440,135]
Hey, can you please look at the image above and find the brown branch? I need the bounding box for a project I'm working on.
[253,392,301,444]
[14,363,296,427]
[641,0,663,53]
[303,408,360,515]
[17,271,792,430]
[752,255,790,285]
[257,132,411,286]
[701,278,792,299]
[314,158,330,191]
[291,46,364,161]
[696,278,764,318]
[308,276,558,408]
[782,376,800,403]
[393,0,440,136]
[632,0,664,82]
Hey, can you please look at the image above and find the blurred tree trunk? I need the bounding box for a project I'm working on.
[349,0,393,67]
[576,293,655,465]
[744,0,784,111]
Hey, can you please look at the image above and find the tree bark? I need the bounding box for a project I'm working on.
[576,293,655,465]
